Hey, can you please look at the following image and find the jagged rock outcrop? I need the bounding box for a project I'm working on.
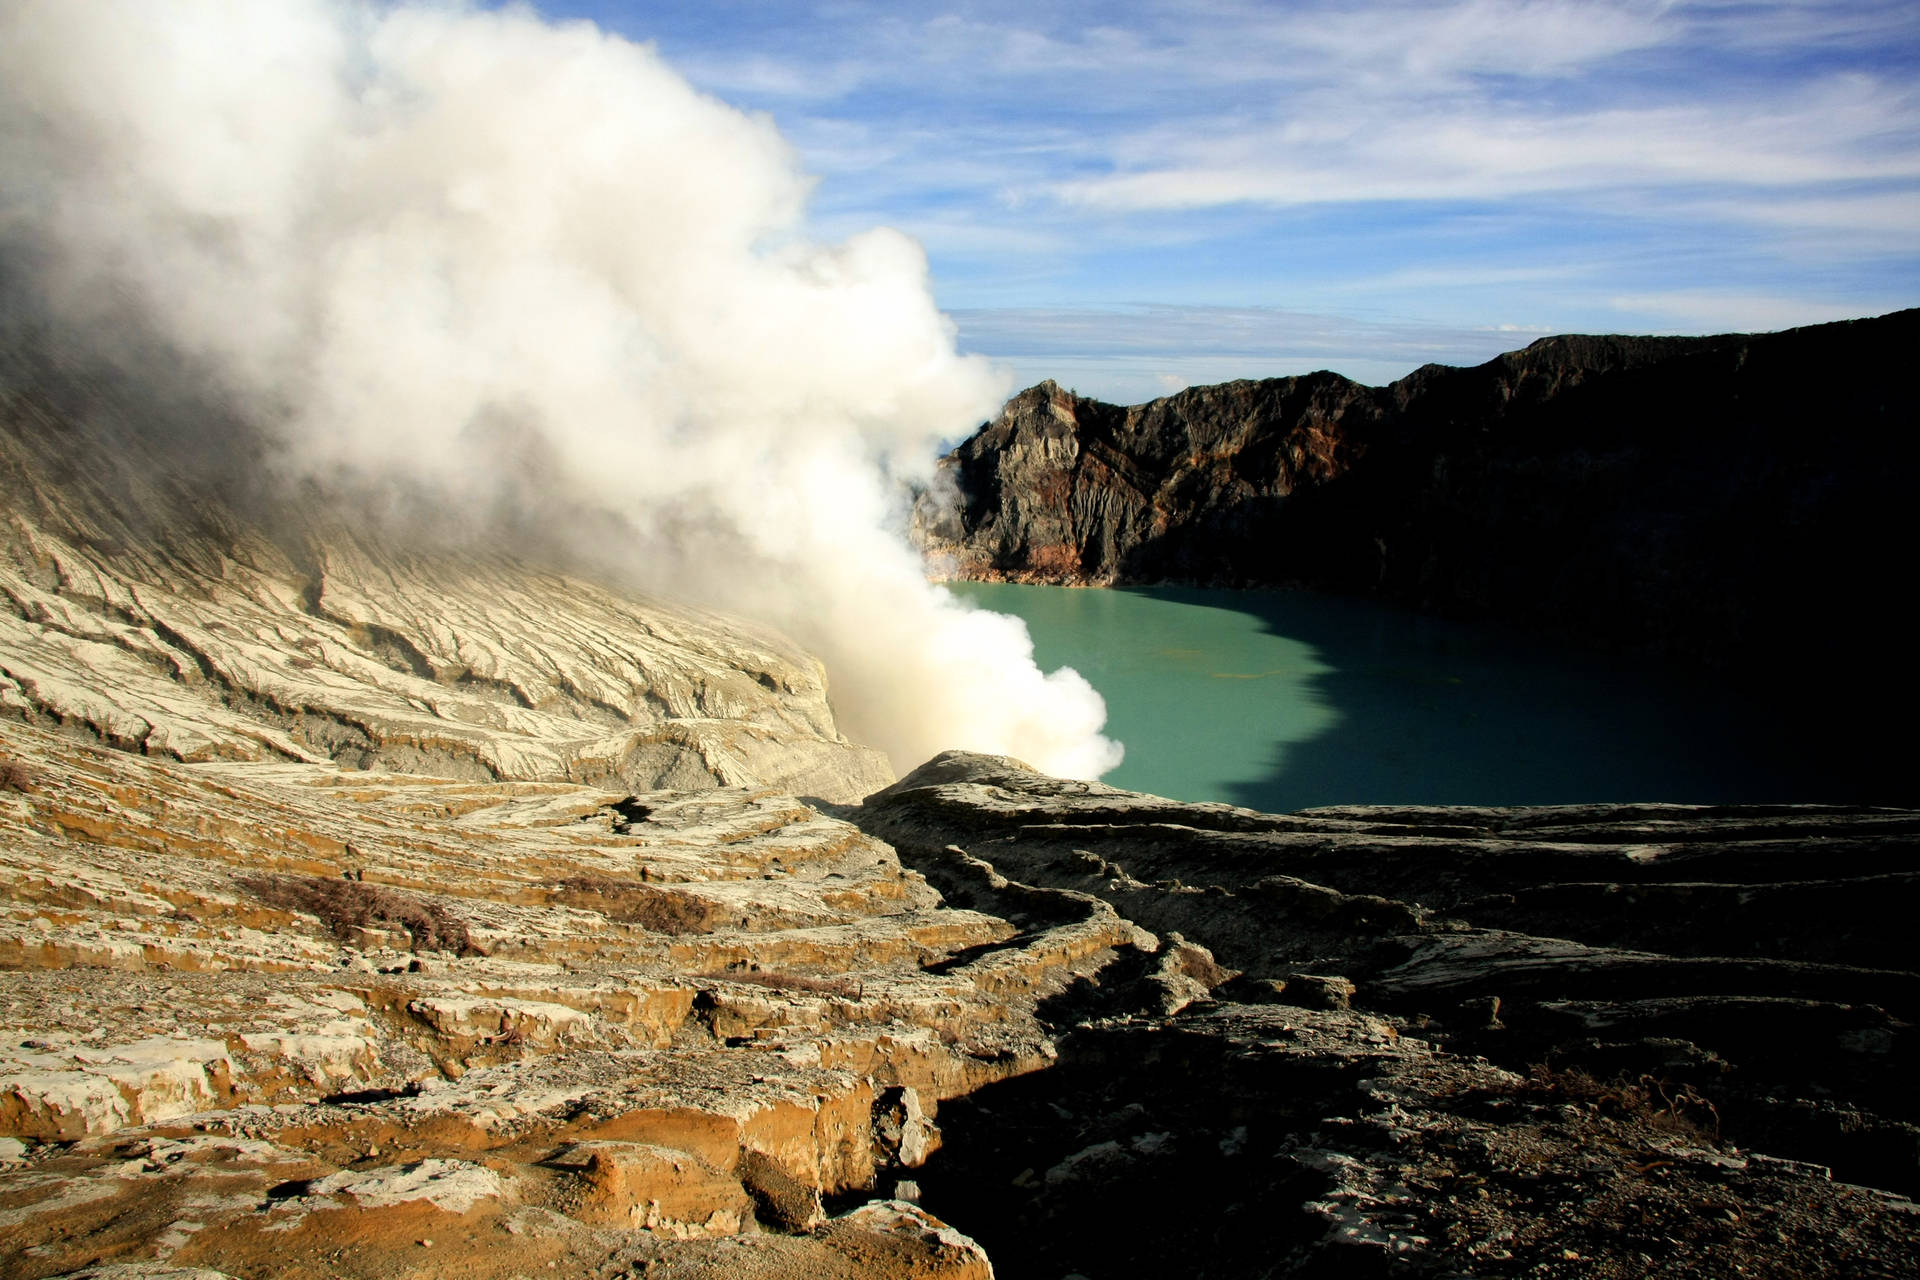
[856,752,1920,1278]
[917,309,1920,680]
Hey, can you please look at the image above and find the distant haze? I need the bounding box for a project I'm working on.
[0,0,1122,779]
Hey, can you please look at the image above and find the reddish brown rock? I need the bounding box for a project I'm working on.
[918,309,1920,693]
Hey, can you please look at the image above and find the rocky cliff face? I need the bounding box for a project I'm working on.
[917,309,1920,675]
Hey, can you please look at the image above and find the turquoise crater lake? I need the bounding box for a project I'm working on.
[944,582,1888,811]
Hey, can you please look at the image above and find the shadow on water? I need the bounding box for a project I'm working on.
[1170,586,1913,811]
[946,581,1911,811]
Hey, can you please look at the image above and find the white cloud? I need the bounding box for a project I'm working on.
[1680,189,1920,246]
[1607,292,1907,332]
[1054,76,1920,216]
[1301,0,1675,81]
[603,0,1918,318]
[667,51,869,101]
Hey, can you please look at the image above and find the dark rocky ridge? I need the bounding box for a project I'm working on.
[855,752,1920,1279]
[916,309,1920,687]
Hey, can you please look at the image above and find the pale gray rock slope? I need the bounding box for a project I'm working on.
[0,352,892,804]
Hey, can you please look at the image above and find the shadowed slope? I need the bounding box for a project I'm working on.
[858,752,1920,1279]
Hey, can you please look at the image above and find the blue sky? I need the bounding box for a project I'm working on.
[527,1,1919,403]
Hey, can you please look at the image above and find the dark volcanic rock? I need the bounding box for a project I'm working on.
[855,752,1920,1279]
[916,309,1920,679]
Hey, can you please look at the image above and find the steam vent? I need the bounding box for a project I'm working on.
[4,341,1919,1280]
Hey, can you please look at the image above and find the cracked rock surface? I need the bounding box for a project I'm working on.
[0,730,1079,1277]
[857,752,1920,1279]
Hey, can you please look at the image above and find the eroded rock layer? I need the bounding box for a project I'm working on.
[4,745,1917,1275]
[0,728,1132,1276]
[857,753,1920,1279]
[0,346,1044,1276]
[0,349,892,805]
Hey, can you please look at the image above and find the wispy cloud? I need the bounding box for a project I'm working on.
[1292,0,1677,81]
[1054,73,1919,219]
[1606,292,1908,332]
[522,1,1920,387]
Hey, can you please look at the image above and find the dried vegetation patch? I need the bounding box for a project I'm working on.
[553,876,714,934]
[239,873,476,955]
[1495,1062,1723,1141]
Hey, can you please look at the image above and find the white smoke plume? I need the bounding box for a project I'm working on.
[0,0,1123,779]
